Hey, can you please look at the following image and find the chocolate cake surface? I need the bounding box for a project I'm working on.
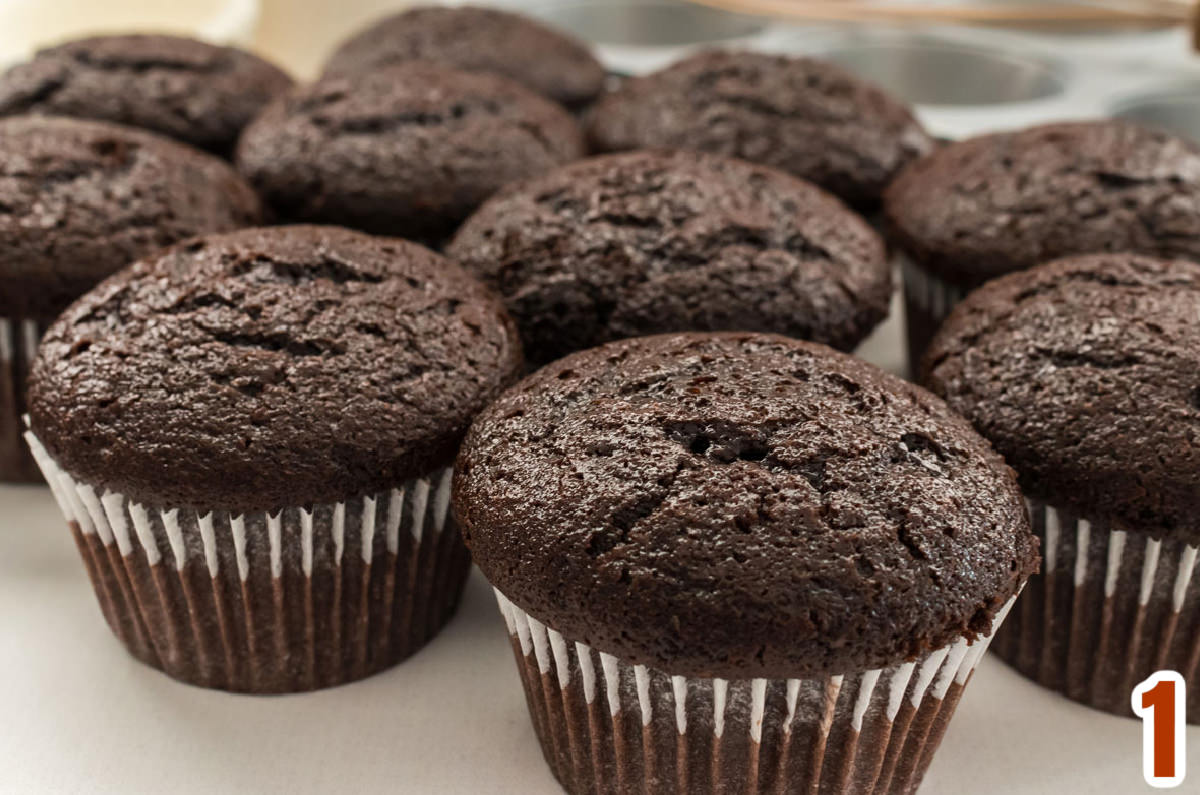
[0,116,262,320]
[0,34,292,154]
[29,225,523,513]
[886,120,1200,289]
[455,332,1036,679]
[447,150,891,366]
[585,50,933,208]
[323,5,605,108]
[923,253,1200,544]
[237,62,585,243]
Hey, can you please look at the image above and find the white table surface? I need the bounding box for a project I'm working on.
[3,297,1198,794]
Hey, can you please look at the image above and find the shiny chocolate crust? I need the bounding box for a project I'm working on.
[923,253,1200,544]
[446,150,891,366]
[323,5,605,108]
[0,34,293,154]
[29,225,523,513]
[0,116,262,320]
[585,51,933,209]
[236,63,586,243]
[885,120,1200,289]
[455,332,1036,678]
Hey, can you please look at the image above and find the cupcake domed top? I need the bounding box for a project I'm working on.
[323,5,606,108]
[29,225,523,513]
[0,34,293,154]
[236,62,585,242]
[455,332,1036,678]
[923,253,1200,543]
[0,116,262,320]
[585,50,933,209]
[885,120,1200,289]
[447,150,891,366]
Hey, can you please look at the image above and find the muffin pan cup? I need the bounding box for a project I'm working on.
[900,259,969,375]
[493,589,1016,795]
[992,499,1200,723]
[24,431,470,693]
[0,317,42,482]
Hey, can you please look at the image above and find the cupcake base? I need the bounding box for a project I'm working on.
[494,590,1015,795]
[27,431,470,692]
[900,260,966,376]
[992,499,1200,722]
[1,317,43,482]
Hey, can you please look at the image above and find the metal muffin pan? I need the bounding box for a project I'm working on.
[800,33,1067,107]
[1111,83,1200,144]
[522,0,1200,141]
[525,0,771,75]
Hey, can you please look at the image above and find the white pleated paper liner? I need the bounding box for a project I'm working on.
[1,317,43,481]
[493,588,1016,794]
[25,430,470,692]
[992,498,1200,722]
[900,259,968,377]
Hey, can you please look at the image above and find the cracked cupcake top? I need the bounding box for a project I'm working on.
[0,116,262,320]
[447,151,891,366]
[29,225,523,513]
[585,50,933,209]
[236,62,586,243]
[885,120,1200,289]
[923,254,1200,543]
[0,34,293,154]
[323,5,605,108]
[454,332,1036,678]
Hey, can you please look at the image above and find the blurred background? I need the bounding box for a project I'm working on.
[1,0,1199,141]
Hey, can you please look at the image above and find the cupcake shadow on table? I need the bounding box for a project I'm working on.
[455,332,1038,794]
[23,225,523,692]
[922,252,1200,722]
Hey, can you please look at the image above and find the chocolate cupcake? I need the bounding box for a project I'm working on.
[0,35,293,155]
[455,332,1036,794]
[237,63,586,244]
[0,116,262,482]
[885,120,1200,370]
[585,51,933,210]
[323,5,606,109]
[25,225,523,692]
[922,253,1200,722]
[446,151,891,367]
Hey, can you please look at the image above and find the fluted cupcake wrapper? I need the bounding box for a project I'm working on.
[493,589,1016,795]
[26,430,471,693]
[900,260,967,376]
[993,498,1200,721]
[1,317,43,482]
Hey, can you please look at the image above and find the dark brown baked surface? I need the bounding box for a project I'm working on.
[585,50,932,209]
[0,34,292,154]
[446,150,891,366]
[923,253,1200,544]
[323,5,605,108]
[886,120,1200,289]
[0,116,262,320]
[236,62,586,243]
[29,225,523,513]
[455,332,1036,678]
